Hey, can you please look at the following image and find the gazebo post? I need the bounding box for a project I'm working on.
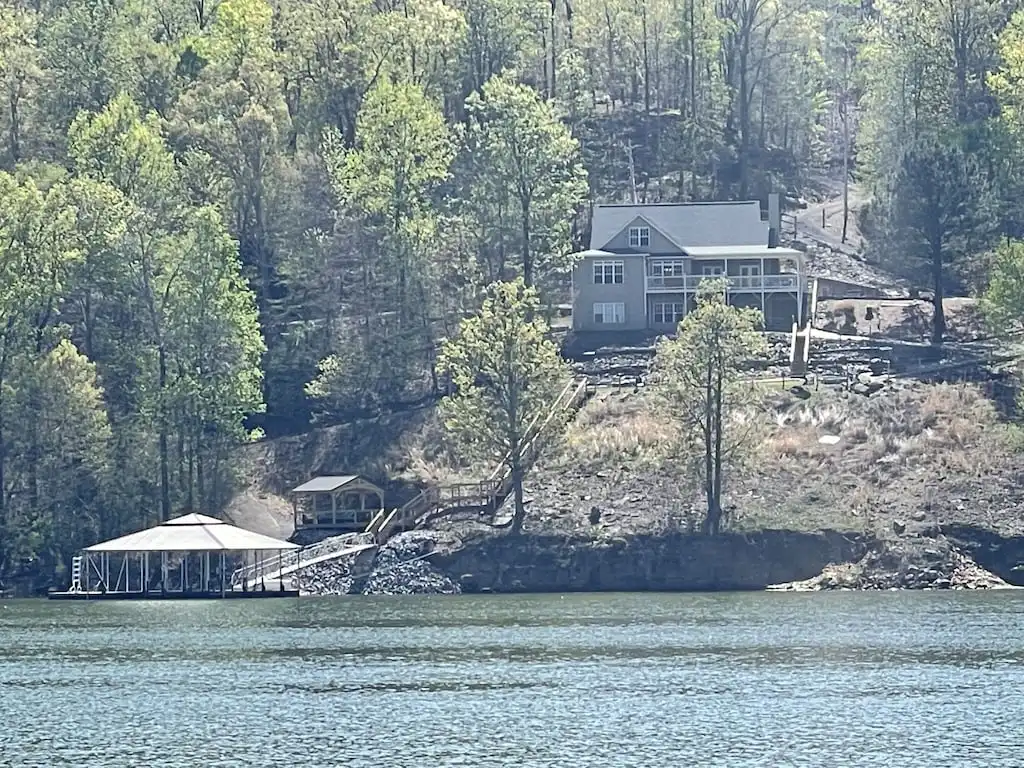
[279,549,284,592]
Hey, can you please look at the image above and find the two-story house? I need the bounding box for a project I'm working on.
[571,195,807,333]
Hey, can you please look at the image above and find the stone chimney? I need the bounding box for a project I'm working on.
[767,192,781,248]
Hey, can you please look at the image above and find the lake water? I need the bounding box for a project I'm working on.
[1,593,1023,767]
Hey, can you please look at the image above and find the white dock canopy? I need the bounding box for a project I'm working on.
[84,513,299,553]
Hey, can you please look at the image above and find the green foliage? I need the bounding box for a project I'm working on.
[463,73,588,287]
[982,240,1024,333]
[888,135,996,341]
[5,0,1024,586]
[438,279,571,532]
[653,279,766,535]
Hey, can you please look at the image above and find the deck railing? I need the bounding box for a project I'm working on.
[367,377,589,543]
[645,274,799,291]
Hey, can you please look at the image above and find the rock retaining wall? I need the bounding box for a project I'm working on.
[433,529,866,592]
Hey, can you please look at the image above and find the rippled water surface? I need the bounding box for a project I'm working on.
[2,592,1024,767]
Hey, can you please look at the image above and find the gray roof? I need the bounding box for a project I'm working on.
[291,475,363,493]
[590,201,769,251]
[84,513,299,553]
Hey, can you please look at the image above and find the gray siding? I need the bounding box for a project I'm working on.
[573,255,647,331]
[647,293,693,331]
[601,216,683,254]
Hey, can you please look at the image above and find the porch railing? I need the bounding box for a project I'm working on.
[645,274,799,291]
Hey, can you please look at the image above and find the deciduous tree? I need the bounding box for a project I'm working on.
[652,279,765,535]
[437,279,571,533]
[463,74,587,289]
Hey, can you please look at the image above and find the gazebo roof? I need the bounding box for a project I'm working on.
[84,513,300,553]
[291,475,382,493]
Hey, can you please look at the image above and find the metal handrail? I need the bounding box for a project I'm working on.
[230,532,373,587]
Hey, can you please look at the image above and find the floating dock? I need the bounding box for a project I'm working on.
[50,513,302,601]
[48,588,298,601]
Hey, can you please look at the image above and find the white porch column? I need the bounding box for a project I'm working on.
[760,256,766,317]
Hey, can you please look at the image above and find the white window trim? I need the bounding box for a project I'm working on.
[593,260,624,285]
[628,226,651,248]
[650,259,686,277]
[652,302,686,324]
[593,302,626,324]
[701,264,724,276]
[738,264,761,276]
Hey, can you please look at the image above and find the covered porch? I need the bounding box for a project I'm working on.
[292,475,386,533]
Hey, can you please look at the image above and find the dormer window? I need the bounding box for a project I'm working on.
[629,226,650,248]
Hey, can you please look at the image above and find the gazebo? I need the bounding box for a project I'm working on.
[49,513,301,600]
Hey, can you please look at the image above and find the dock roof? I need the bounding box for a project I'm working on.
[84,513,300,553]
[291,475,363,493]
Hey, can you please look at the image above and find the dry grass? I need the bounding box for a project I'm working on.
[559,390,677,469]
[764,382,1003,476]
[532,377,1024,538]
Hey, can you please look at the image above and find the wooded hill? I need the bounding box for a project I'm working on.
[4,0,1024,584]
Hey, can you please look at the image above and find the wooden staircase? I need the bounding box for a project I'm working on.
[366,378,590,544]
[790,277,820,377]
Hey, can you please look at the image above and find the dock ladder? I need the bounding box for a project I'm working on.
[68,556,84,593]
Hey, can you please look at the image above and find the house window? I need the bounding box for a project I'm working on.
[652,302,687,324]
[594,302,625,324]
[593,260,624,284]
[701,264,724,276]
[739,265,760,276]
[628,226,650,248]
[650,260,686,277]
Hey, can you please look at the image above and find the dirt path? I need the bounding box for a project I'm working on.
[796,176,867,256]
[791,173,908,295]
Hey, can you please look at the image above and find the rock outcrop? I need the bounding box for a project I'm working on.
[296,530,461,595]
[769,537,1015,591]
[434,529,866,592]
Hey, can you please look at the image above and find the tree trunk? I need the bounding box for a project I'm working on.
[931,241,946,344]
[510,460,526,534]
[641,2,651,114]
[521,201,533,287]
[841,103,850,244]
[710,359,725,535]
[0,345,7,571]
[701,358,715,534]
[549,0,558,98]
[158,347,171,521]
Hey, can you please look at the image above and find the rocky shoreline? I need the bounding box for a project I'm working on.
[296,531,461,595]
[295,526,1024,596]
[769,537,1016,591]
